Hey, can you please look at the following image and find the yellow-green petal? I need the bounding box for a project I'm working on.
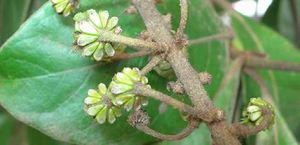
[247,105,260,113]
[99,11,109,28]
[87,9,101,27]
[93,43,104,61]
[114,72,134,85]
[84,97,100,105]
[98,83,107,95]
[106,17,118,30]
[86,104,104,116]
[83,42,99,56]
[51,0,65,4]
[122,67,140,82]
[54,0,68,13]
[141,76,148,84]
[87,89,100,98]
[77,34,97,46]
[249,111,262,122]
[114,93,133,105]
[124,98,134,111]
[104,43,115,57]
[79,20,98,35]
[108,109,116,124]
[62,3,73,16]
[96,106,107,124]
[73,12,87,22]
[111,83,133,94]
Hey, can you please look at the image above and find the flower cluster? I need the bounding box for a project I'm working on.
[84,68,150,124]
[241,98,275,127]
[110,67,150,111]
[84,83,121,124]
[50,0,79,16]
[73,9,125,61]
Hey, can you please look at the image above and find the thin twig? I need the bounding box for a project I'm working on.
[189,31,234,46]
[140,55,162,75]
[230,46,300,72]
[134,84,195,114]
[176,0,188,39]
[245,57,300,72]
[135,119,200,140]
[99,30,161,51]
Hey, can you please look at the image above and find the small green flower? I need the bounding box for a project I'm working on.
[110,67,149,111]
[73,9,125,61]
[241,98,275,127]
[50,0,79,16]
[84,83,121,124]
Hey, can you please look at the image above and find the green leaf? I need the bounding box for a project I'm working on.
[262,0,300,48]
[232,16,300,143]
[262,0,281,31]
[0,0,31,45]
[0,0,226,144]
[27,127,68,145]
[0,113,16,145]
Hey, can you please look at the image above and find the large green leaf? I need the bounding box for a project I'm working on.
[0,0,226,144]
[0,0,31,45]
[0,113,15,145]
[27,127,68,145]
[262,0,300,48]
[261,0,281,31]
[232,16,300,143]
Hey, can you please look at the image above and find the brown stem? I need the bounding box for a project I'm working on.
[176,0,188,39]
[167,80,185,94]
[140,55,162,75]
[189,31,234,46]
[128,109,200,140]
[231,107,273,137]
[245,57,300,72]
[132,0,174,44]
[133,0,239,144]
[136,119,200,140]
[134,84,196,115]
[167,49,221,122]
[208,121,241,145]
[99,30,161,51]
[230,46,300,72]
[168,72,212,94]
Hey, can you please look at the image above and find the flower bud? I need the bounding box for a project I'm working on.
[241,98,275,127]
